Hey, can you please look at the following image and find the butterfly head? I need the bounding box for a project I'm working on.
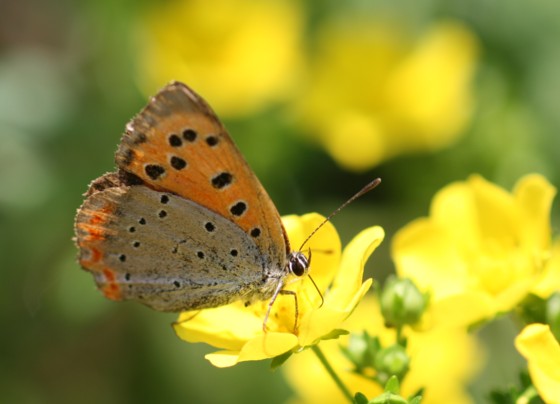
[287,250,310,277]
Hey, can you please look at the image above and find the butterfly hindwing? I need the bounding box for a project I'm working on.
[75,173,281,311]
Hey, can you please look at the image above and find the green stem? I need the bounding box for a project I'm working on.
[517,385,539,404]
[311,345,354,403]
[396,325,405,346]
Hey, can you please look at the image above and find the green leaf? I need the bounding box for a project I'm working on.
[354,392,369,404]
[370,392,407,404]
[385,375,400,394]
[320,328,350,341]
[270,350,292,370]
[517,293,547,324]
[409,396,423,404]
[489,371,545,404]
[408,388,424,401]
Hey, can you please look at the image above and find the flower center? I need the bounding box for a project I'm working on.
[470,238,542,296]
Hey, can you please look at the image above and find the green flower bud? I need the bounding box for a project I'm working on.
[374,344,410,384]
[380,277,427,327]
[340,332,379,371]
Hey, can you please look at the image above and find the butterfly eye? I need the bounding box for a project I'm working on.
[288,252,309,277]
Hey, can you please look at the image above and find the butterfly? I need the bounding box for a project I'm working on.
[74,81,313,322]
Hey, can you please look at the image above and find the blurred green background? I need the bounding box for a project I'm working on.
[1,0,559,402]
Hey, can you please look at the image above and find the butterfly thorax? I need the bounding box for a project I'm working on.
[242,251,309,306]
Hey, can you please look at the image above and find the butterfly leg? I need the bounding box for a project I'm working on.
[262,279,299,333]
[279,289,298,333]
[263,279,284,332]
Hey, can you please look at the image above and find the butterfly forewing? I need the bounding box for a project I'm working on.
[115,82,288,267]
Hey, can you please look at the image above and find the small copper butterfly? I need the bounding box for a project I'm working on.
[74,82,316,318]
[74,82,380,327]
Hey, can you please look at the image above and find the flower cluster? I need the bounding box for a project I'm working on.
[134,0,304,117]
[390,174,559,402]
[172,174,558,403]
[295,19,479,171]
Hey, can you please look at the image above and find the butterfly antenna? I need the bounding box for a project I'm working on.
[298,178,382,251]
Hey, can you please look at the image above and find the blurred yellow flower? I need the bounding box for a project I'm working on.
[174,213,385,367]
[283,295,481,404]
[515,323,560,403]
[392,174,557,328]
[134,0,303,117]
[298,19,479,171]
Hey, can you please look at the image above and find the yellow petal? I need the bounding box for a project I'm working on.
[427,292,494,328]
[327,226,384,307]
[298,279,372,347]
[527,364,560,404]
[514,174,556,252]
[533,241,560,297]
[297,225,380,346]
[237,333,299,363]
[430,175,521,246]
[430,181,479,249]
[515,324,560,403]
[205,332,299,368]
[205,350,242,368]
[174,302,261,351]
[468,174,519,244]
[392,218,470,297]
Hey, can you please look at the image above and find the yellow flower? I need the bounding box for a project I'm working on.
[392,174,557,328]
[134,0,303,117]
[298,19,479,171]
[283,295,482,404]
[515,324,560,404]
[173,213,385,367]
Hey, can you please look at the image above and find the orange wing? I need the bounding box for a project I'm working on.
[114,82,289,265]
